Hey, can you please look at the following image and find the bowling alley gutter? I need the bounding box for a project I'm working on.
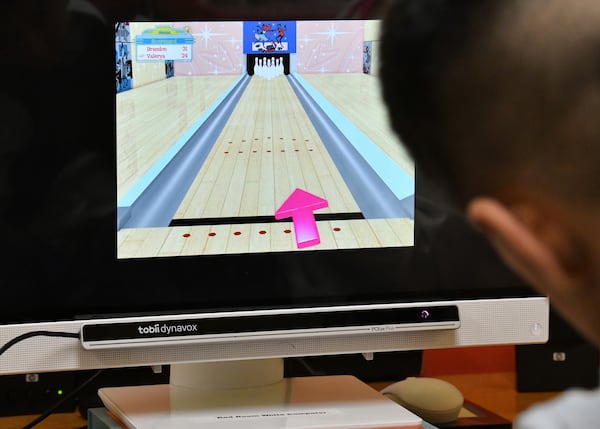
[117,74,251,230]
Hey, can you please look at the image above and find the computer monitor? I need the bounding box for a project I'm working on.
[0,3,548,420]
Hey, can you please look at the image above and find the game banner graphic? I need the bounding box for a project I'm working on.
[243,20,296,54]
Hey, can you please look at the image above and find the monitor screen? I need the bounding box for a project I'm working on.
[115,19,415,259]
[0,5,548,400]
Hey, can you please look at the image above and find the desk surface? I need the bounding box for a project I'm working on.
[371,372,559,423]
[0,371,560,429]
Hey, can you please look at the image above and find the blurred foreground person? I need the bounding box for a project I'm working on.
[379,1,600,427]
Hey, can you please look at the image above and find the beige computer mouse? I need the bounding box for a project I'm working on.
[380,377,464,424]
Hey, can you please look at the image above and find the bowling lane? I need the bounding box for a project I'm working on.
[116,75,240,202]
[117,73,415,258]
[173,74,360,220]
[299,73,414,178]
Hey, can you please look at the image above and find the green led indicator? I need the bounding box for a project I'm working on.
[57,389,64,396]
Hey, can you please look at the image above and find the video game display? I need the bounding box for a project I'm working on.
[115,20,415,259]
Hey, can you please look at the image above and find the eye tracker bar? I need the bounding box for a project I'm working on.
[80,304,460,349]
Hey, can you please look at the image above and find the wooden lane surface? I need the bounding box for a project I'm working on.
[117,73,414,258]
[299,73,414,178]
[174,74,359,220]
[118,217,414,258]
[116,75,240,201]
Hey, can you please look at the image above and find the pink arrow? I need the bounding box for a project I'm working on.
[275,188,329,249]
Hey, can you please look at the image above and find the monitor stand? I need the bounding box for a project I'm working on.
[98,357,423,428]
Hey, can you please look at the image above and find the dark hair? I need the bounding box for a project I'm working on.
[379,0,600,206]
[379,0,504,205]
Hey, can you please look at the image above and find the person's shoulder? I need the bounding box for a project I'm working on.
[515,387,600,428]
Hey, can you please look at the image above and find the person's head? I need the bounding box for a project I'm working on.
[379,0,600,345]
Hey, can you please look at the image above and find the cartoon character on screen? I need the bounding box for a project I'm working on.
[254,25,269,43]
[363,44,372,74]
[276,24,287,49]
[115,41,132,92]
